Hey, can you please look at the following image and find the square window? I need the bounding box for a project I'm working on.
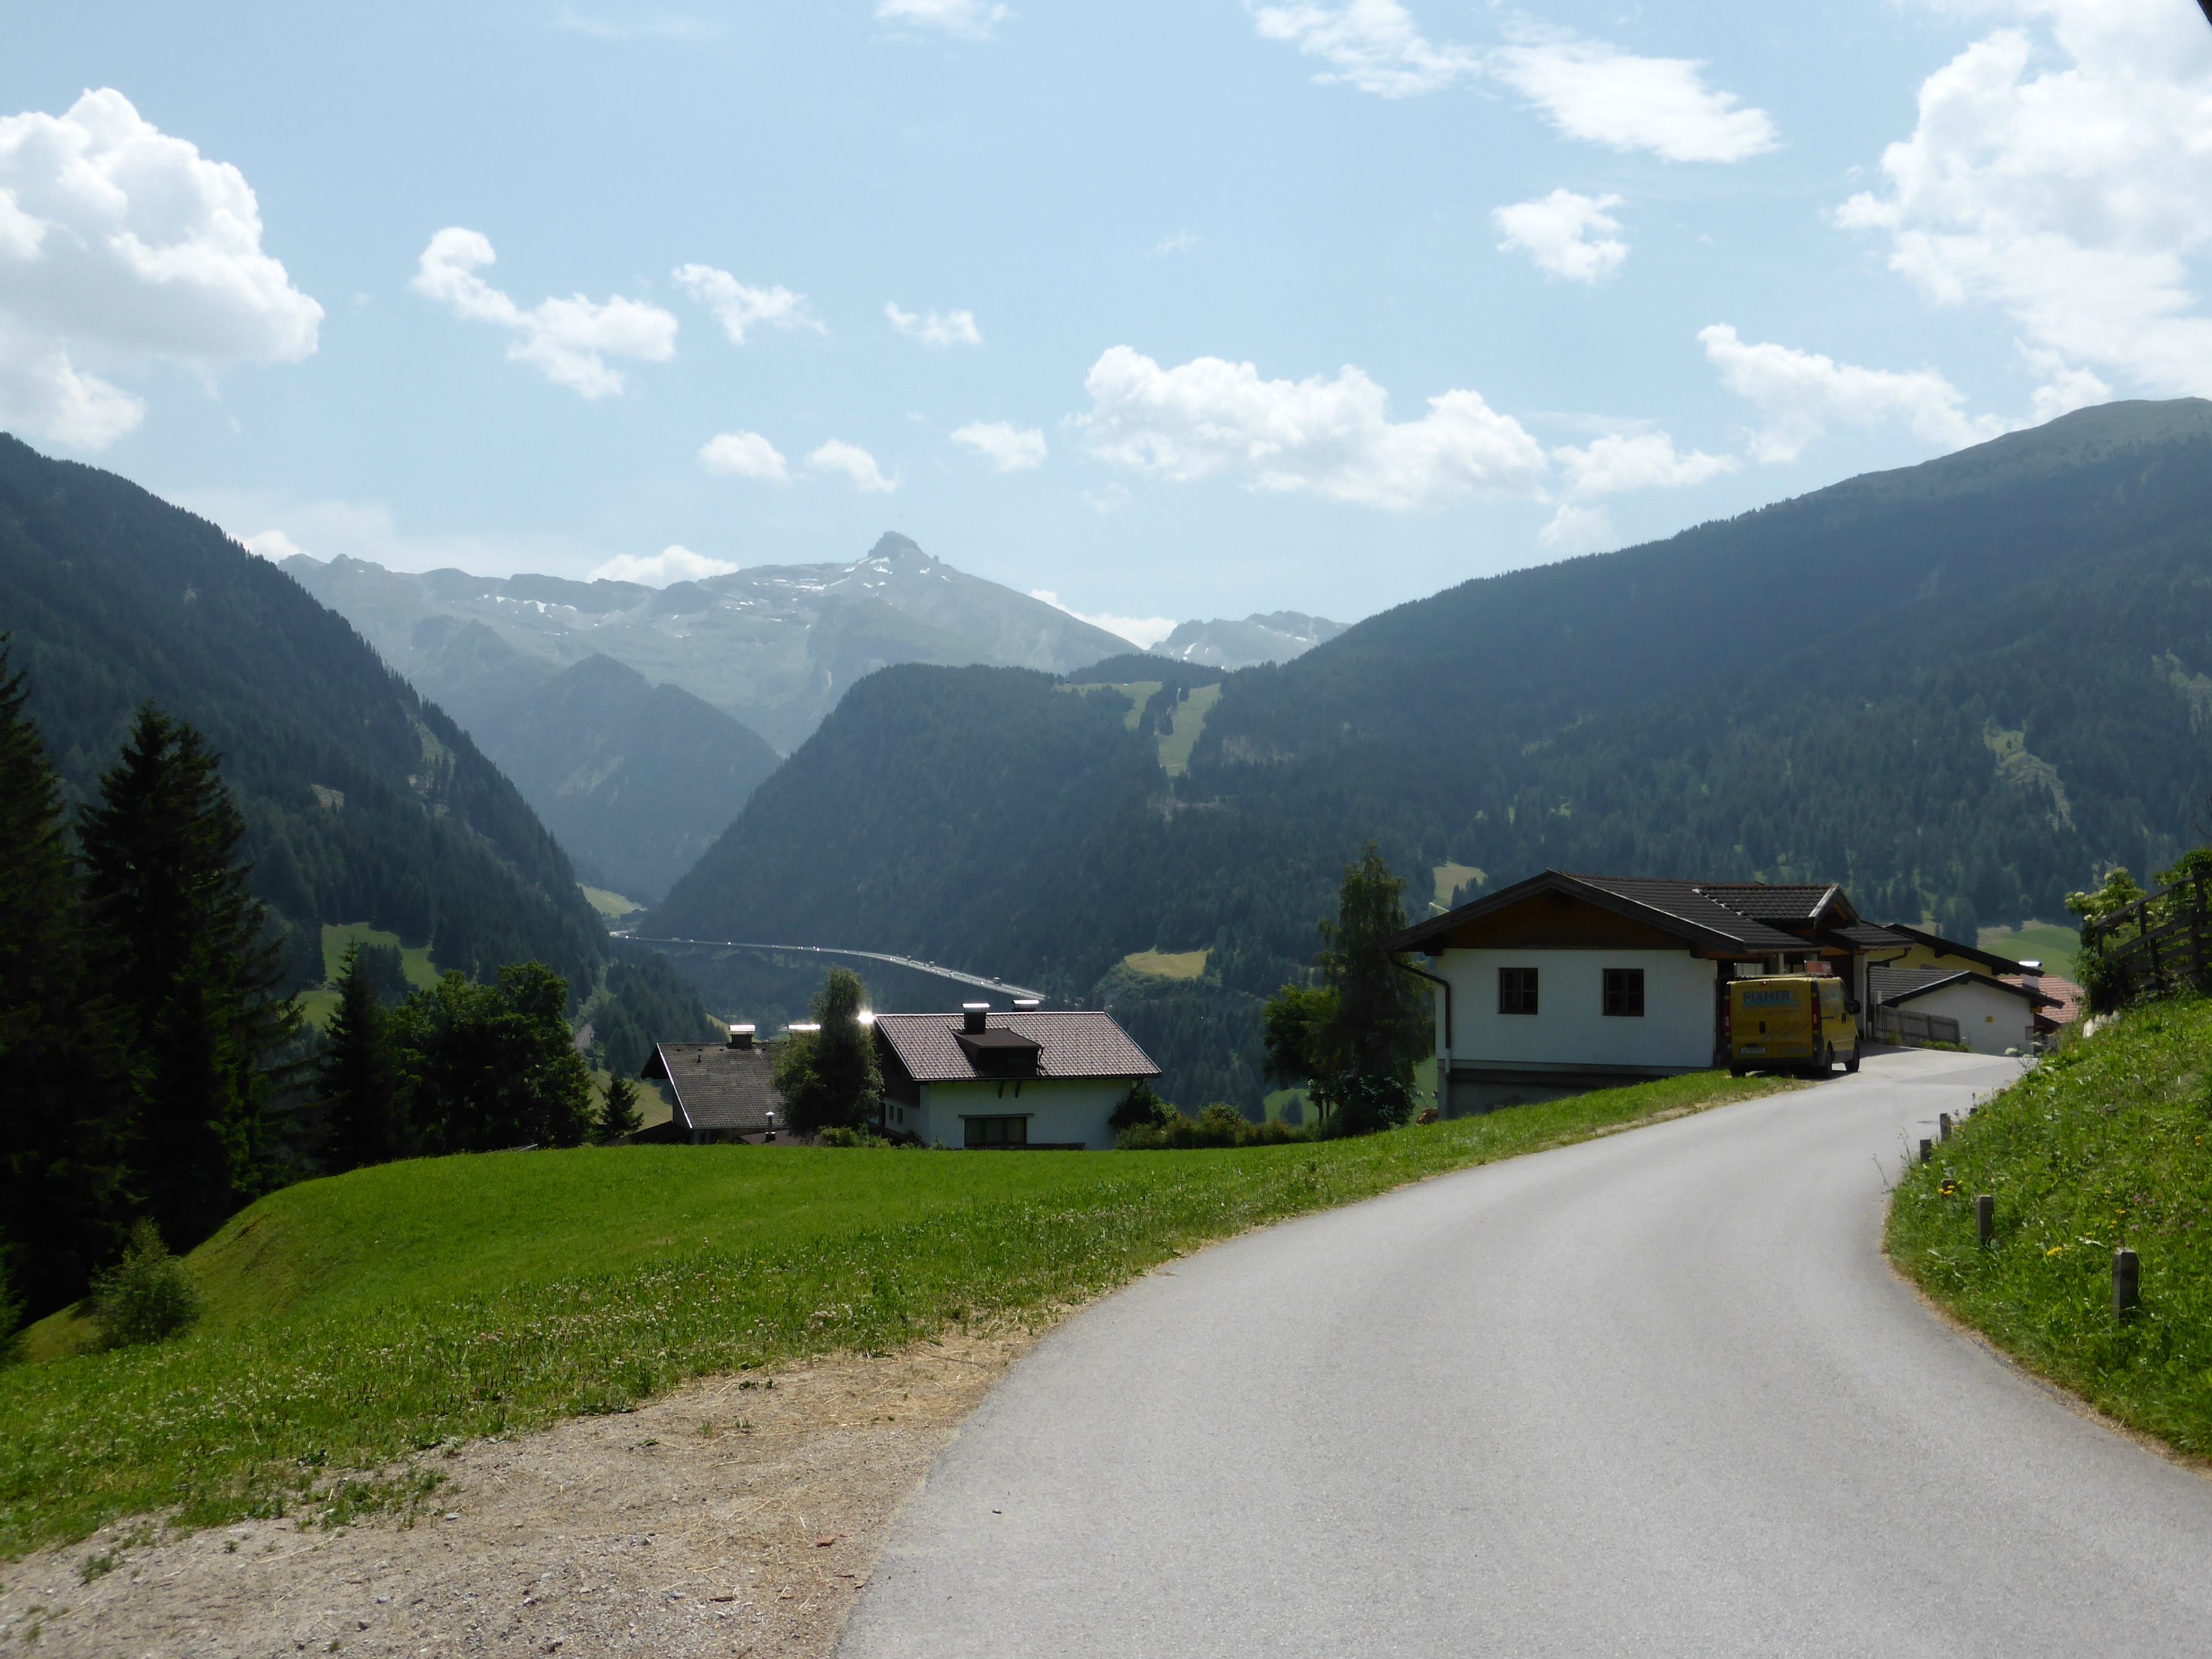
[963,1115,1030,1149]
[1498,966,1539,1016]
[1603,968,1646,1017]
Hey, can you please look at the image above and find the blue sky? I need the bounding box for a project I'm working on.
[4,2,2208,641]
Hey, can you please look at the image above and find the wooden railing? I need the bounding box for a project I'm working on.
[2080,870,2212,1002]
[1873,1007,1963,1048]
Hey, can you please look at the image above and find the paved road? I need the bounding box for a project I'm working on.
[620,935,1048,1003]
[841,1050,2212,1657]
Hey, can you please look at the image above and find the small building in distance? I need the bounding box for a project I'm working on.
[874,1002,1160,1149]
[1864,924,2057,1054]
[642,1024,783,1143]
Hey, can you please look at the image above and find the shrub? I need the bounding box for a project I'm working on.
[816,1125,889,1148]
[0,1248,21,1368]
[88,1221,200,1349]
[1117,1104,1314,1151]
[1107,1080,1173,1133]
[2076,935,2126,1016]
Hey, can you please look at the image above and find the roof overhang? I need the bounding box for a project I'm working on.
[1385,869,1798,959]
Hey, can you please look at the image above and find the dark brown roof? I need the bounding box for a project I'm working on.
[1876,923,2035,977]
[1871,965,2056,1008]
[1695,882,1849,925]
[1388,869,1880,959]
[642,1041,781,1133]
[1838,923,1912,949]
[875,1011,1158,1084]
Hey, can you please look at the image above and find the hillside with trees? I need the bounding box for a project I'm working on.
[651,399,2212,1105]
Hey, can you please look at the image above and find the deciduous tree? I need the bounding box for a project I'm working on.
[773,967,880,1136]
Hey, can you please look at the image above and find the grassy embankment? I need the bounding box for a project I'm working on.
[581,886,644,923]
[1888,998,2212,1457]
[1978,920,2079,980]
[294,923,441,1029]
[2,1069,1790,1559]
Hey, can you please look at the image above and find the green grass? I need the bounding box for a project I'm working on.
[1887,998,2212,1459]
[1262,1057,1438,1124]
[581,886,645,922]
[1158,682,1222,776]
[1432,862,1484,910]
[1121,947,1210,981]
[295,924,441,1031]
[0,1069,1786,1558]
[1979,920,2079,980]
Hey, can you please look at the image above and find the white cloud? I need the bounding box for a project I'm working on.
[885,300,982,347]
[411,227,677,398]
[1030,589,1177,650]
[0,87,322,449]
[1246,0,1478,97]
[241,529,307,562]
[1698,323,2003,463]
[807,439,897,493]
[1537,502,1615,554]
[671,264,824,344]
[1076,344,1547,512]
[951,420,1048,471]
[2018,343,2111,425]
[1551,430,1738,497]
[1837,2,2212,396]
[587,544,738,585]
[698,429,789,482]
[1149,230,1200,258]
[180,489,560,578]
[876,0,1006,39]
[1490,38,1779,163]
[1083,482,1133,517]
[1493,191,1628,283]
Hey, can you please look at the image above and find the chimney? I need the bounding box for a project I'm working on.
[1011,997,1042,1012]
[962,1002,990,1034]
[726,1023,755,1051]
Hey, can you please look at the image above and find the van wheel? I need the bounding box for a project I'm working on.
[1846,1051,1860,1075]
[1729,1066,1746,1078]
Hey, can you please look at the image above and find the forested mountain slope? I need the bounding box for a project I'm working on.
[651,400,2212,1105]
[0,435,712,1059]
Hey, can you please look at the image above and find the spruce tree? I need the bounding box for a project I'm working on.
[772,967,881,1136]
[0,645,127,1316]
[319,942,405,1172]
[78,706,298,1249]
[594,1075,644,1143]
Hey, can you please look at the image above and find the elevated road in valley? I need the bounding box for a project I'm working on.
[841,1050,2212,1657]
[619,935,1050,1004]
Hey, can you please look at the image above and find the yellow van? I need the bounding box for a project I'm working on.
[1728,975,1860,1076]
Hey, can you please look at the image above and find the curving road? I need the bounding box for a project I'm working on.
[618,935,1049,1003]
[841,1050,2212,1657]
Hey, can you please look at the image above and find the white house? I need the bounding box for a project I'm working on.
[1387,871,1888,1116]
[874,1004,1161,1149]
[1868,965,2047,1056]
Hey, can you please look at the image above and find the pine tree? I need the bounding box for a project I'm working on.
[319,942,405,1172]
[78,706,299,1249]
[594,1075,644,1143]
[773,967,880,1136]
[0,645,127,1316]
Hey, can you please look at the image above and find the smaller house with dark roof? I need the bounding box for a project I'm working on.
[874,1002,1160,1150]
[1386,870,1890,1116]
[642,1025,784,1142]
[1864,925,2057,1054]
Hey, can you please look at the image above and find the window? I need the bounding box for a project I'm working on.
[1498,966,1539,1016]
[1603,968,1646,1018]
[963,1115,1029,1149]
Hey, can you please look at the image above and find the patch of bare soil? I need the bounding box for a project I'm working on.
[0,1328,1035,1658]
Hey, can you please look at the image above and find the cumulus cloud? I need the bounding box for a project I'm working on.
[1076,345,1546,511]
[181,489,558,578]
[1490,38,1778,164]
[807,439,896,493]
[411,227,677,397]
[876,0,1006,38]
[1493,190,1628,283]
[1539,430,1738,552]
[885,301,982,347]
[1698,323,2003,463]
[0,87,322,448]
[1837,2,2212,397]
[1245,5,1774,162]
[672,264,823,344]
[698,429,789,482]
[951,420,1047,471]
[587,544,739,584]
[241,529,308,562]
[1030,590,1178,650]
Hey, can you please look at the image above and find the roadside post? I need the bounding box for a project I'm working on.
[2114,1249,2140,1316]
[1976,1195,1994,1249]
[1939,1112,1953,1141]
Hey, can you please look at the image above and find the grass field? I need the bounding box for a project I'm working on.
[295,924,443,1029]
[1121,947,1210,980]
[1887,998,2212,1459]
[1261,1057,1438,1124]
[0,1070,1788,1559]
[1432,862,1483,910]
[581,886,645,922]
[1978,920,2080,980]
[1158,682,1222,776]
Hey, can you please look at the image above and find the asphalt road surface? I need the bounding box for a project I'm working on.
[841,1049,2212,1657]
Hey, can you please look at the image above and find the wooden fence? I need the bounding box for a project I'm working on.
[1873,1006,1963,1048]
[2080,870,2212,1002]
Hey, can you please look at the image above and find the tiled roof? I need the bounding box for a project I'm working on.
[875,1011,1160,1084]
[1695,882,1839,923]
[1876,923,2035,977]
[1869,966,1971,1006]
[1565,875,1814,953]
[2014,973,2083,1023]
[645,1042,781,1132]
[1837,923,1912,949]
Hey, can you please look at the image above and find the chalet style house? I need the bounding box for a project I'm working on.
[874,1003,1160,1149]
[643,1025,781,1142]
[1386,871,1900,1116]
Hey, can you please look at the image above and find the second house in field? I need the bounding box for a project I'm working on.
[874,1004,1161,1149]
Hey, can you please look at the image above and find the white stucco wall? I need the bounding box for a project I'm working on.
[910,1078,1133,1150]
[1429,948,1720,1072]
[1904,980,2039,1056]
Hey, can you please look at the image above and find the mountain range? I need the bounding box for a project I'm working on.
[648,398,2212,1106]
[1157,611,1347,669]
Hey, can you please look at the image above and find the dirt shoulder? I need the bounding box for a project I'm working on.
[0,1327,1036,1658]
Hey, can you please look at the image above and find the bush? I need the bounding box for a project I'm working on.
[0,1248,21,1368]
[1117,1103,1314,1151]
[1107,1080,1173,1133]
[89,1221,200,1349]
[2076,935,2126,1016]
[816,1125,889,1148]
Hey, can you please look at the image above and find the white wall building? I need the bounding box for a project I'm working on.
[874,1007,1160,1149]
[1869,966,2046,1056]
